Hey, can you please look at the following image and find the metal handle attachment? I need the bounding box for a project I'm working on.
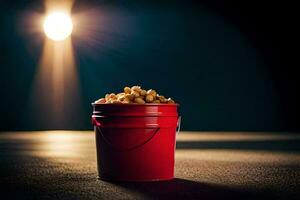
[177,116,181,135]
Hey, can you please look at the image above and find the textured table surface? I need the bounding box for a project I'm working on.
[0,131,299,200]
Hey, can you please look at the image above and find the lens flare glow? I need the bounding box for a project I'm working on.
[43,12,73,41]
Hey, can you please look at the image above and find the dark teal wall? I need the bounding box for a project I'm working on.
[0,1,298,131]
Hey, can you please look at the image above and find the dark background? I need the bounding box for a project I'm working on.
[0,0,298,131]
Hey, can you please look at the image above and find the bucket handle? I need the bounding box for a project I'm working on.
[92,116,181,151]
[96,126,160,152]
[92,115,160,152]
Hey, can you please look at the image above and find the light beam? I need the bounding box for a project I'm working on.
[28,0,83,129]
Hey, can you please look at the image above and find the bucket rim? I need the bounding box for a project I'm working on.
[92,103,179,107]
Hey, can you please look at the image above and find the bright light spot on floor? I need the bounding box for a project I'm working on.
[43,12,73,41]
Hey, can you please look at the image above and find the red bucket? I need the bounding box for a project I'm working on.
[92,103,179,181]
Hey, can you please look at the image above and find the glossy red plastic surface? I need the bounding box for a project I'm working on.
[92,103,179,181]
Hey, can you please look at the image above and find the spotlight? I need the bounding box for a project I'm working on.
[43,12,73,41]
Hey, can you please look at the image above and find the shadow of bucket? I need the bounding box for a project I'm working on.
[92,103,180,181]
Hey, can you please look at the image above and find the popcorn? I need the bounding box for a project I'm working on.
[147,89,157,97]
[134,97,145,104]
[95,86,176,104]
[124,87,131,94]
[145,94,154,103]
[95,98,106,104]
